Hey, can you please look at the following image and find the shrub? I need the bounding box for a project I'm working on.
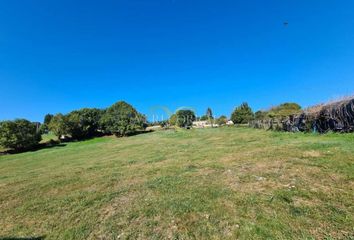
[216,115,228,125]
[0,119,42,151]
[254,111,267,120]
[169,114,177,126]
[200,115,209,121]
[268,103,301,119]
[176,110,196,128]
[231,102,254,124]
[100,101,145,136]
[253,103,302,121]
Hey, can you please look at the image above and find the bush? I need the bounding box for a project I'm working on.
[254,111,267,120]
[253,103,302,121]
[231,102,254,124]
[100,101,145,136]
[268,103,301,119]
[169,114,177,126]
[0,119,42,151]
[176,110,196,128]
[200,115,209,121]
[216,115,228,125]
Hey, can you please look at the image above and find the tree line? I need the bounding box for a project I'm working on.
[0,101,146,152]
[0,101,301,152]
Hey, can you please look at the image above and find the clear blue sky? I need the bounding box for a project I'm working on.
[1,0,354,122]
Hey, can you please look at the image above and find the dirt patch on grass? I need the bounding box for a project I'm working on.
[303,150,321,158]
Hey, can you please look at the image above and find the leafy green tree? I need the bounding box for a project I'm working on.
[0,119,42,151]
[176,110,196,128]
[65,111,84,139]
[268,103,301,118]
[40,113,54,134]
[216,115,227,125]
[44,114,53,125]
[254,103,302,120]
[169,114,177,126]
[200,115,209,121]
[48,109,104,140]
[156,120,169,128]
[67,108,103,139]
[231,102,254,124]
[206,107,213,120]
[100,101,144,136]
[254,111,267,120]
[48,114,70,138]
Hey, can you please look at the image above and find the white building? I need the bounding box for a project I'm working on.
[226,120,234,125]
[192,121,219,128]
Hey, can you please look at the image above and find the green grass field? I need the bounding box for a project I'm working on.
[0,127,353,239]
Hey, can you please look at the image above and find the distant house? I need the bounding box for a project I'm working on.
[146,125,162,131]
[193,120,208,128]
[226,120,234,125]
[193,120,219,128]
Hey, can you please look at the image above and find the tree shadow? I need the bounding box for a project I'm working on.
[0,237,45,240]
[126,129,154,136]
[0,141,66,155]
[0,130,155,155]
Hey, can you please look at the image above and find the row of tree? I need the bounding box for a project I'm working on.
[166,103,255,128]
[230,102,302,124]
[47,101,146,139]
[1,101,300,152]
[0,101,145,152]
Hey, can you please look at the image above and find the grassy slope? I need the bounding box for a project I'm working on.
[0,127,353,239]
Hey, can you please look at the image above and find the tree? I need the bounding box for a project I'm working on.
[40,113,54,134]
[44,114,53,125]
[100,101,144,136]
[157,120,169,128]
[200,115,209,121]
[199,108,214,122]
[206,107,213,120]
[254,111,267,120]
[254,103,302,120]
[176,110,196,128]
[48,114,70,138]
[268,103,301,118]
[216,115,227,125]
[0,119,42,151]
[206,107,214,126]
[67,108,103,139]
[231,102,254,124]
[169,114,177,126]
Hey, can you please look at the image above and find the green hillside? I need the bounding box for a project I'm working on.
[0,127,353,239]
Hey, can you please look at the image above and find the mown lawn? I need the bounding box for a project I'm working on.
[0,127,353,239]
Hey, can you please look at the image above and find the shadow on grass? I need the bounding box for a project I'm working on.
[0,237,45,240]
[0,130,156,155]
[0,141,66,155]
[125,129,154,137]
